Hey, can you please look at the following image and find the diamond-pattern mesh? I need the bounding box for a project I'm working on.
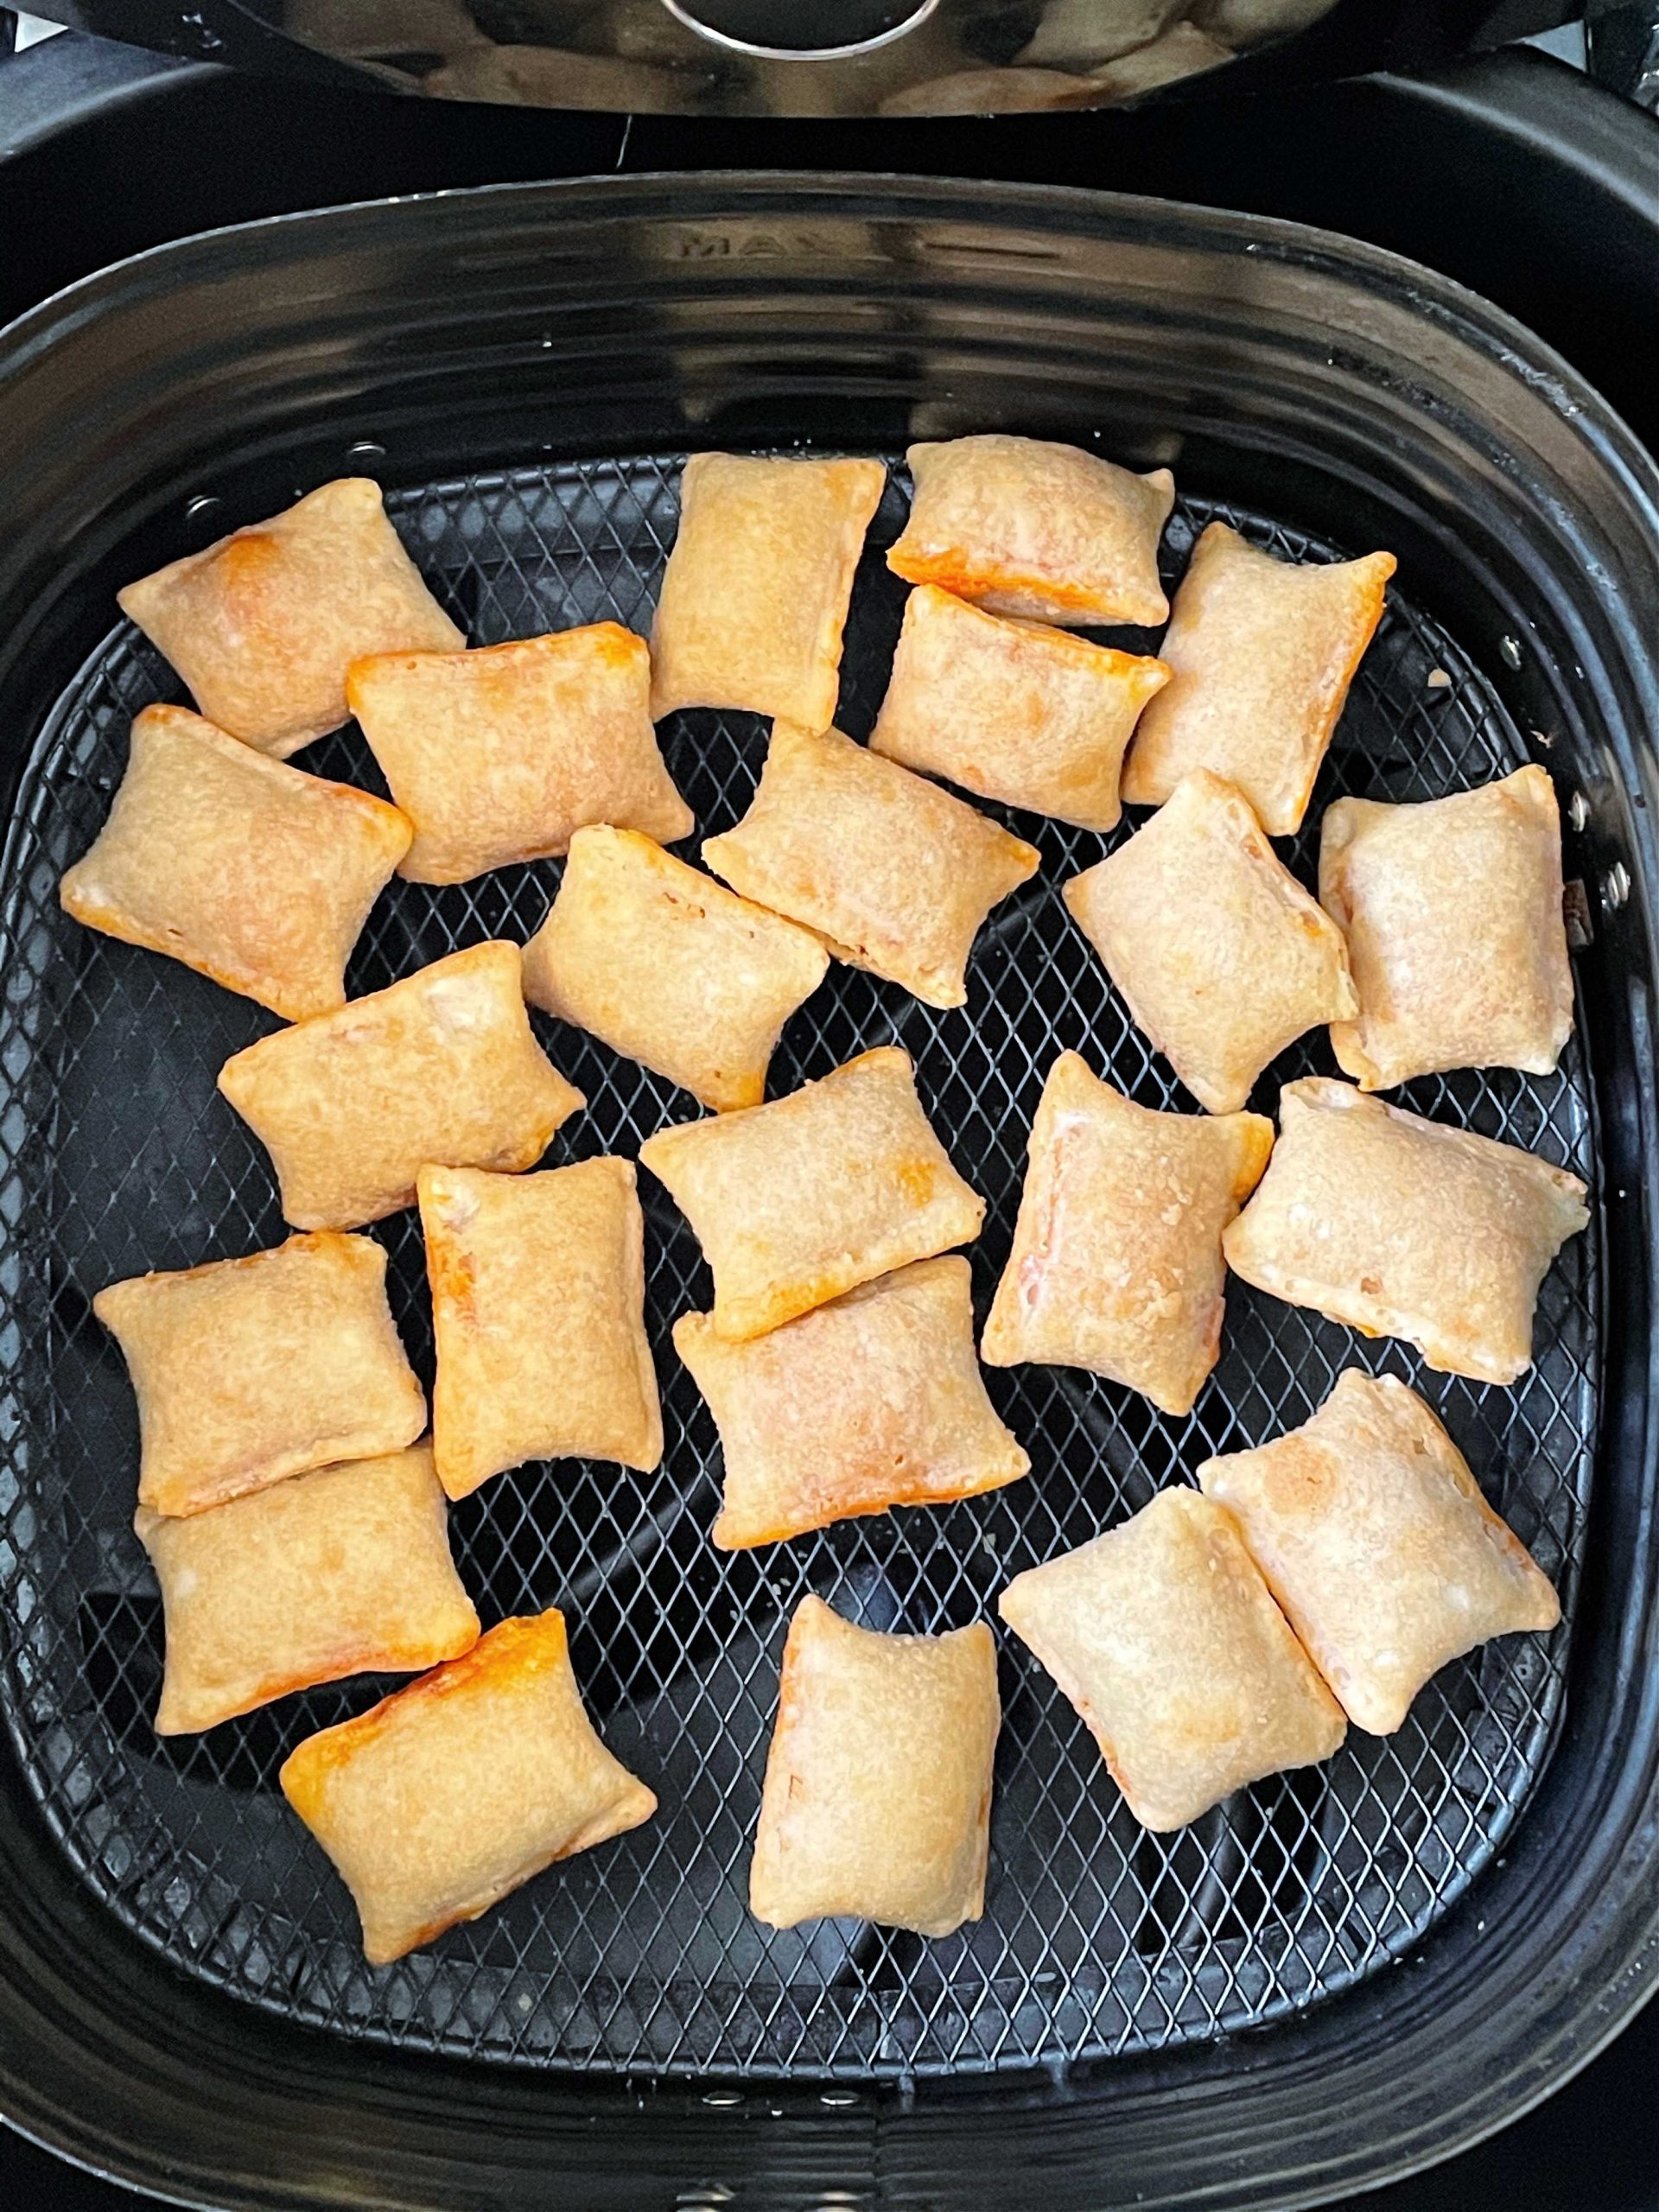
[0,460,1597,2081]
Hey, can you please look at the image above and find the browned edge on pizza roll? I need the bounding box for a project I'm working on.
[887,434,1174,627]
[280,1607,656,1965]
[118,478,463,756]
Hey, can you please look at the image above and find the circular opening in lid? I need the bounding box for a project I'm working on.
[658,0,939,59]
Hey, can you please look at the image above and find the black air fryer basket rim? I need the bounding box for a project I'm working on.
[0,172,1655,2212]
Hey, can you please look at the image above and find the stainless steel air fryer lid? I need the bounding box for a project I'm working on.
[44,0,1624,113]
[0,175,1656,2211]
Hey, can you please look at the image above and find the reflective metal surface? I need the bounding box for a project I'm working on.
[41,0,1613,113]
[255,0,1337,111]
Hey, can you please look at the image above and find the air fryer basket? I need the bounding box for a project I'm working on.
[6,461,1600,2082]
[0,175,1656,2211]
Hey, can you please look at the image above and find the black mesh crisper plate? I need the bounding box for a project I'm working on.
[0,457,1597,2082]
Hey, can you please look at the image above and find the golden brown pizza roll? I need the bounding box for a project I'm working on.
[1017,0,1184,66]
[1319,766,1574,1090]
[1198,1370,1560,1734]
[117,479,463,758]
[981,1052,1274,1416]
[346,625,693,885]
[675,1255,1028,1549]
[998,1489,1345,1831]
[59,703,411,1021]
[701,721,1039,1011]
[1064,771,1357,1114]
[137,1440,478,1734]
[1121,520,1395,833]
[218,940,583,1230]
[1223,1077,1590,1384]
[649,452,887,731]
[281,1608,656,1965]
[887,434,1175,627]
[521,825,828,1112]
[639,1046,985,1342]
[749,1595,1000,1936]
[868,585,1170,833]
[94,1230,425,1518]
[420,1157,661,1499]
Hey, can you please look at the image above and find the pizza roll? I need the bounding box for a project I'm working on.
[998,1489,1345,1831]
[868,585,1170,833]
[94,1230,425,1517]
[639,1046,985,1341]
[1319,766,1574,1090]
[1064,771,1357,1114]
[1223,1077,1590,1384]
[1198,1370,1560,1734]
[521,825,828,1112]
[420,1157,661,1499]
[702,721,1039,1010]
[117,479,463,758]
[887,434,1174,627]
[676,1255,1028,1549]
[59,703,411,1021]
[346,625,693,885]
[649,452,887,731]
[1018,0,1181,66]
[137,1440,478,1734]
[749,1595,1000,1937]
[1121,521,1395,833]
[281,1609,656,1964]
[218,941,583,1230]
[982,1052,1274,1416]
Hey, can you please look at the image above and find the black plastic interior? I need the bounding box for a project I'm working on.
[1,46,1656,451]
[0,172,1658,2210]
